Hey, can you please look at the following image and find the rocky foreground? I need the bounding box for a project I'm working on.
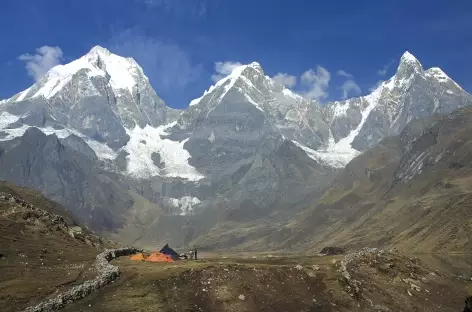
[62,249,470,312]
[23,247,140,312]
[0,186,111,312]
[1,186,470,312]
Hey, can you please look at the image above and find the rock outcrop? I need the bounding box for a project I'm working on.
[339,247,380,298]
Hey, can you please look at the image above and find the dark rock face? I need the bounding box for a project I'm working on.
[60,134,97,160]
[114,150,129,172]
[0,128,132,230]
[151,152,165,168]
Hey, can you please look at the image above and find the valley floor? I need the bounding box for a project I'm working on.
[58,250,471,312]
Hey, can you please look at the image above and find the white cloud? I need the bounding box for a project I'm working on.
[377,60,394,76]
[300,66,330,101]
[340,80,361,99]
[369,80,384,92]
[336,70,353,78]
[108,29,202,91]
[272,73,297,88]
[211,61,242,82]
[377,67,388,76]
[18,46,63,81]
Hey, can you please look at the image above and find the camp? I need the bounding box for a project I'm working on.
[159,244,180,260]
[130,253,146,261]
[145,252,174,263]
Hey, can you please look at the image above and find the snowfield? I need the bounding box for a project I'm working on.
[124,122,204,181]
[166,196,202,215]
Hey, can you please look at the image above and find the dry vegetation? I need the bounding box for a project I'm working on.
[0,182,107,312]
[58,250,471,312]
[1,186,470,312]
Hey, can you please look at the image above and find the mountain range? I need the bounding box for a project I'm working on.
[1,46,471,249]
[273,105,472,253]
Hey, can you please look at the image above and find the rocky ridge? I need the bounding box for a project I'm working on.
[0,192,103,246]
[336,248,469,311]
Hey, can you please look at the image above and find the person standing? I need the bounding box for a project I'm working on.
[194,248,198,260]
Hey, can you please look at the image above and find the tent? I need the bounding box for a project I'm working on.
[159,244,180,260]
[145,252,174,262]
[130,253,146,261]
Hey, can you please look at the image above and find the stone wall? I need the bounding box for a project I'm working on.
[22,247,141,312]
[1,191,141,311]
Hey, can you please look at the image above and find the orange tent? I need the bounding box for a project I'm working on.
[145,252,174,262]
[130,253,146,261]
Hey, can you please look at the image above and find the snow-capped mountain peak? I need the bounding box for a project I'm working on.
[396,51,423,78]
[186,60,311,128]
[315,50,472,168]
[3,45,175,154]
[424,67,461,87]
[83,45,144,93]
[12,45,145,102]
[88,45,112,56]
[400,51,420,64]
[189,62,264,108]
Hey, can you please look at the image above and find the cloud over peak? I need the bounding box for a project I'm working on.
[300,66,331,101]
[272,73,297,88]
[211,61,243,82]
[377,60,395,76]
[18,46,63,81]
[340,80,361,99]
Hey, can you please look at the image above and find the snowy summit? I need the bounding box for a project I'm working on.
[12,46,146,101]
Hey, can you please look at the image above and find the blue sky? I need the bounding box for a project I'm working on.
[1,0,471,108]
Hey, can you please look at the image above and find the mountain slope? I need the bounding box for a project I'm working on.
[118,69,338,246]
[0,127,136,230]
[279,106,472,253]
[0,183,106,312]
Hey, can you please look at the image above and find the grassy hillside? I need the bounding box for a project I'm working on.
[0,183,107,311]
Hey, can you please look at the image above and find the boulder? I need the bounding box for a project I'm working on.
[320,246,345,256]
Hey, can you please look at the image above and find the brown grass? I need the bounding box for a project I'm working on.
[0,186,103,312]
